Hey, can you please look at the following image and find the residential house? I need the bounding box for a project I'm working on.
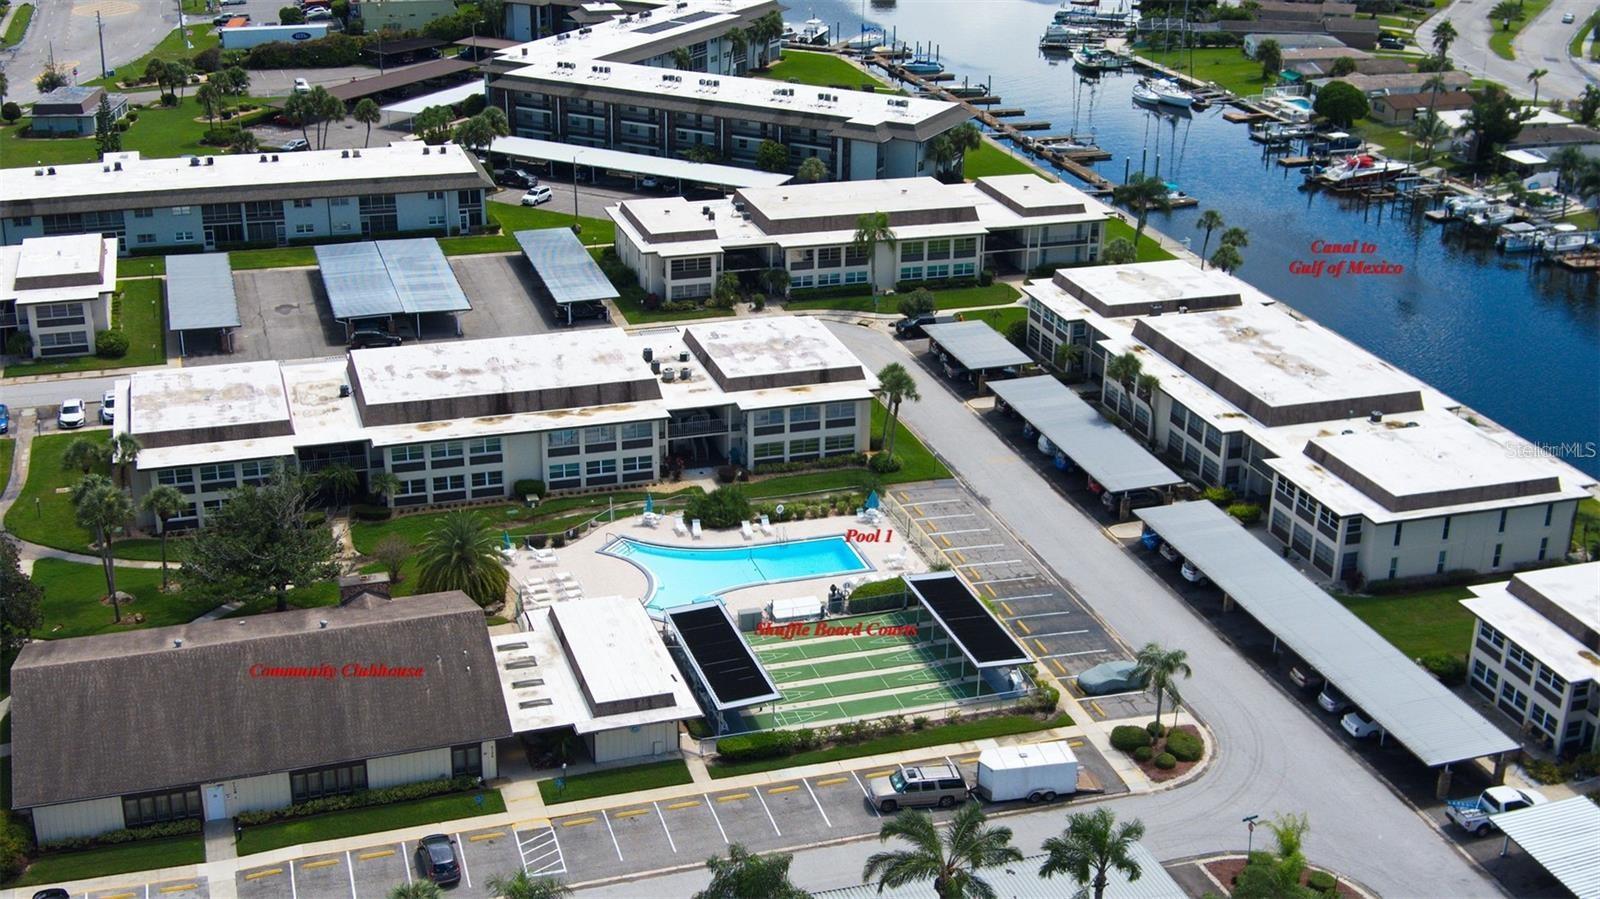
[28,86,127,137]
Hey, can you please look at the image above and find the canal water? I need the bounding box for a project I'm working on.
[800,0,1600,476]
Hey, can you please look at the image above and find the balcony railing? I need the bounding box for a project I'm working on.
[668,416,736,438]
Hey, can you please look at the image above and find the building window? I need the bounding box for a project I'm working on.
[331,198,350,207]
[452,743,483,777]
[1529,705,1557,736]
[199,463,237,490]
[1436,550,1447,574]
[816,247,842,268]
[291,762,368,802]
[433,474,466,496]
[900,241,924,263]
[548,462,580,484]
[397,478,427,500]
[670,257,713,279]
[241,460,272,485]
[1343,517,1362,545]
[158,468,196,494]
[1392,522,1403,547]
[11,216,32,226]
[899,266,923,281]
[1536,667,1567,695]
[1479,621,1506,650]
[427,215,446,227]
[1492,543,1503,568]
[172,206,191,216]
[753,441,784,461]
[1506,642,1535,674]
[844,270,868,284]
[1498,509,1507,533]
[621,421,654,448]
[1538,537,1548,561]
[390,445,425,471]
[583,425,617,451]
[468,436,502,462]
[586,459,617,476]
[293,199,314,209]
[752,409,785,436]
[789,405,820,431]
[622,455,652,473]
[926,239,951,261]
[845,245,869,266]
[175,231,195,242]
[430,442,464,467]
[548,429,580,456]
[1544,503,1553,527]
[470,470,504,497]
[1387,557,1398,580]
[427,191,446,201]
[122,788,202,827]
[824,401,856,428]
[953,236,977,257]
[295,223,315,235]
[1499,681,1529,714]
[136,233,156,245]
[1472,659,1499,691]
[788,437,820,459]
[1442,516,1452,540]
[824,433,855,456]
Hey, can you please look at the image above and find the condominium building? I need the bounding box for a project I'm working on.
[0,234,118,359]
[484,0,971,179]
[0,143,494,254]
[1023,260,1592,586]
[610,175,1109,300]
[1462,562,1599,754]
[115,317,876,529]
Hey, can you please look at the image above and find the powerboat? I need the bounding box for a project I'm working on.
[1496,221,1546,253]
[1540,222,1596,253]
[782,17,829,45]
[1444,194,1490,219]
[1072,47,1125,72]
[1040,23,1094,49]
[1315,154,1408,186]
[1466,204,1515,229]
[902,57,944,75]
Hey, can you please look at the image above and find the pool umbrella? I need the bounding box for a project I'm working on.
[502,531,513,550]
[644,493,654,515]
[865,490,880,511]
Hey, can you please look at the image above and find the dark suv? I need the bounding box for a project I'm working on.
[894,312,952,339]
[415,834,461,884]
[349,330,402,349]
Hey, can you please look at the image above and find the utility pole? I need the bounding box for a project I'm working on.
[96,11,109,80]
[177,0,191,49]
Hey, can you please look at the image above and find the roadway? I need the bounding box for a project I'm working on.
[1417,0,1599,100]
[1,0,180,104]
[579,322,1507,897]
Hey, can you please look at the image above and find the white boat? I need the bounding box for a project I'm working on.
[1131,79,1162,105]
[1496,221,1546,253]
[1466,204,1515,229]
[1072,47,1125,71]
[1040,24,1095,49]
[1316,154,1408,186]
[1540,223,1596,253]
[842,29,885,49]
[783,17,829,45]
[1147,78,1194,108]
[1444,194,1490,219]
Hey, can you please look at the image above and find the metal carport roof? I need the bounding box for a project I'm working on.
[1135,501,1517,767]
[379,238,471,314]
[515,228,620,306]
[1492,797,1600,899]
[923,320,1031,371]
[989,375,1184,494]
[491,136,793,189]
[905,572,1029,669]
[163,253,240,331]
[315,240,471,321]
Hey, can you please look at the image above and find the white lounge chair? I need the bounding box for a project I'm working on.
[673,514,688,537]
[531,549,558,567]
[759,514,774,536]
[884,552,906,571]
[641,511,659,528]
[691,519,703,539]
[740,520,753,540]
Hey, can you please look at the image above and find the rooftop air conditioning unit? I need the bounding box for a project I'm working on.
[1369,411,1383,423]
[272,154,280,162]
[190,156,204,168]
[651,359,662,374]
[678,350,689,362]
[46,167,55,175]
[643,346,654,362]
[662,368,677,382]
[353,149,361,157]
[205,157,214,166]
[342,150,351,158]
[113,161,122,171]
[679,366,692,380]
[339,384,352,398]
[1177,304,1189,313]
[259,154,269,162]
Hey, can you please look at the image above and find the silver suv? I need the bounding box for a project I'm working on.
[868,764,969,812]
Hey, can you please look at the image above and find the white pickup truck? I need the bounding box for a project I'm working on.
[1445,786,1547,835]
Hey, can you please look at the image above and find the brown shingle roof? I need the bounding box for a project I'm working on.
[1377,91,1475,111]
[10,592,513,809]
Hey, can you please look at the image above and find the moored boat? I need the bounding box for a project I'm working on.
[1316,154,1408,186]
[902,57,944,75]
[1072,47,1125,72]
[1497,221,1547,253]
[1131,79,1162,105]
[1466,204,1515,229]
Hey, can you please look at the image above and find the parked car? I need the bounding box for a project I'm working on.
[1317,684,1350,714]
[349,330,402,349]
[1563,12,1576,23]
[100,389,116,425]
[32,890,70,899]
[894,312,954,339]
[1446,786,1548,835]
[280,138,310,152]
[1288,663,1322,690]
[212,12,249,25]
[639,176,661,190]
[1158,542,1183,563]
[1139,527,1162,551]
[868,764,970,812]
[498,168,538,189]
[57,398,86,430]
[221,0,248,6]
[521,185,554,206]
[1377,35,1406,49]
[293,78,311,93]
[306,7,333,19]
[1340,709,1384,739]
[1179,559,1207,584]
[0,403,9,435]
[414,834,461,884]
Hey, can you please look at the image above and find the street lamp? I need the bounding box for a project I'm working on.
[1242,814,1259,855]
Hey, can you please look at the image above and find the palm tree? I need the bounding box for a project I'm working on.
[1432,20,1458,62]
[862,802,1023,899]
[110,432,141,488]
[727,27,750,70]
[485,870,572,899]
[1039,807,1146,899]
[353,97,382,147]
[749,11,784,67]
[71,474,135,623]
[1133,641,1192,729]
[672,47,695,71]
[796,156,828,183]
[1135,372,1160,403]
[758,267,791,298]
[1412,111,1451,162]
[946,122,983,178]
[195,82,223,130]
[388,883,441,899]
[140,484,187,591]
[1053,341,1084,373]
[368,471,402,506]
[1110,173,1171,251]
[62,436,105,475]
[311,86,345,149]
[925,134,959,180]
[283,90,316,148]
[416,511,510,608]
[1219,226,1249,250]
[1209,243,1244,273]
[1527,67,1549,107]
[694,844,808,899]
[875,362,921,457]
[853,211,896,311]
[1101,237,1137,265]
[314,462,360,508]
[1195,209,1224,266]
[1551,145,1588,192]
[1104,351,1142,389]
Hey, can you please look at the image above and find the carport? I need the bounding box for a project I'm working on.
[989,375,1183,517]
[489,136,794,191]
[514,228,619,326]
[327,58,478,104]
[315,239,472,339]
[904,572,1032,696]
[1135,501,1518,796]
[921,321,1031,393]
[164,252,240,356]
[1491,797,1600,899]
[664,601,782,735]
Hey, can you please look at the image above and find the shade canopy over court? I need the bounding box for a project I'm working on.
[665,602,782,719]
[164,252,240,355]
[1136,501,1517,767]
[515,228,619,324]
[905,573,1029,670]
[990,375,1184,494]
[923,321,1031,372]
[315,239,471,330]
[1492,797,1600,899]
[491,136,793,189]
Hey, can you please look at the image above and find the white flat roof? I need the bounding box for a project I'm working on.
[493,136,791,188]
[383,81,486,116]
[0,143,484,204]
[551,596,682,707]
[1508,562,1600,629]
[350,329,645,407]
[686,316,862,382]
[127,361,290,438]
[495,0,776,65]
[1304,425,1571,503]
[1492,798,1600,899]
[1054,259,1242,309]
[0,237,117,306]
[1461,590,1600,684]
[738,175,1101,225]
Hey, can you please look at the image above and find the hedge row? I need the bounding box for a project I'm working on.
[716,729,817,762]
[235,776,479,826]
[40,818,200,853]
[751,453,868,476]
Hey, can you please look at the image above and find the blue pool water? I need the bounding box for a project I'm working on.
[603,536,873,612]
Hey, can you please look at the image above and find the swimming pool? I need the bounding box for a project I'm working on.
[602,536,873,612]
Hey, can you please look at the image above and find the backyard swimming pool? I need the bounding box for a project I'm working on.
[602,536,874,612]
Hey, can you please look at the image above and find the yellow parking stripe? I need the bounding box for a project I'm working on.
[1069,739,1086,748]
[815,776,849,787]
[1052,659,1068,676]
[983,583,997,598]
[866,769,895,778]
[469,830,506,841]
[102,893,137,899]
[301,858,339,870]
[562,817,597,827]
[939,534,951,547]
[1091,701,1106,718]
[951,549,967,564]
[717,793,750,802]
[613,809,650,819]
[665,800,700,810]
[1016,620,1031,635]
[767,785,799,794]
[960,756,980,763]
[160,884,199,894]
[358,850,395,861]
[244,869,282,881]
[1034,639,1048,655]
[1001,602,1014,616]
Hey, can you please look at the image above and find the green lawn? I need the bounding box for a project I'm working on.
[236,789,506,855]
[1,3,33,48]
[2,431,110,552]
[1,95,272,169]
[755,50,889,92]
[709,714,1071,778]
[349,489,701,555]
[32,559,219,639]
[13,836,205,887]
[1357,119,1438,167]
[439,204,617,256]
[1137,47,1269,97]
[84,24,221,90]
[1105,218,1175,262]
[1489,0,1553,59]
[119,256,168,277]
[230,246,318,271]
[1335,587,1477,659]
[0,439,13,500]
[962,141,1045,180]
[786,282,1020,313]
[1573,12,1598,57]
[3,279,167,378]
[1573,496,1600,555]
[870,401,950,481]
[538,759,693,804]
[963,306,1027,338]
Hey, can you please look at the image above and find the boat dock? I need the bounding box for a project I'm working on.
[989,107,1027,117]
[1009,120,1052,131]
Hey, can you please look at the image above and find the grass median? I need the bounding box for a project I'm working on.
[708,714,1073,778]
[1,3,34,48]
[236,789,506,855]
[962,141,1044,179]
[0,438,13,499]
[12,836,206,888]
[538,759,693,804]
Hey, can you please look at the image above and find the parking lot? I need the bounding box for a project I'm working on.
[235,824,540,899]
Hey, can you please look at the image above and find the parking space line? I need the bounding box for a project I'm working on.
[653,802,678,854]
[1041,649,1102,659]
[705,793,731,843]
[346,851,357,899]
[932,527,992,536]
[960,558,1024,567]
[358,850,395,861]
[950,549,967,564]
[469,830,507,841]
[815,776,849,787]
[454,832,474,889]
[401,841,411,884]
[803,779,833,828]
[665,800,700,810]
[612,808,650,818]
[1069,739,1086,748]
[1000,594,1058,604]
[289,860,298,899]
[1031,629,1089,638]
[939,534,951,547]
[1085,689,1150,700]
[950,543,1007,551]
[159,885,199,894]
[766,785,799,794]
[601,810,624,862]
[972,574,1038,585]
[753,785,783,836]
[562,816,597,826]
[960,755,980,763]
[911,513,977,521]
[1016,620,1031,635]
[852,771,881,818]
[301,859,339,870]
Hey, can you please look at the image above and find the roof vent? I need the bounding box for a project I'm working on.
[206,157,214,166]
[34,168,43,176]
[103,164,111,173]
[1369,410,1382,423]
[678,350,689,362]
[339,384,352,398]
[423,146,431,155]
[318,619,328,629]
[1341,429,1354,435]
[1177,305,1189,314]
[341,150,350,158]
[114,161,122,171]
[272,154,280,162]
[173,638,184,648]
[47,167,56,175]
[260,154,269,162]
[353,149,361,157]
[702,205,710,214]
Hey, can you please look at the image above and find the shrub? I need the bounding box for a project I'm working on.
[868,452,902,474]
[462,92,487,116]
[1032,683,1060,713]
[716,464,741,484]
[912,716,929,731]
[236,776,480,826]
[1226,502,1262,525]
[979,268,995,286]
[687,486,752,529]
[1,101,20,123]
[0,816,30,881]
[1154,752,1177,770]
[1165,728,1204,762]
[5,331,33,356]
[1133,745,1154,762]
[1523,756,1565,784]
[716,730,795,762]
[526,533,548,549]
[551,534,566,549]
[1110,724,1151,752]
[1202,486,1236,506]
[38,818,200,852]
[351,502,392,522]
[751,453,867,475]
[1418,651,1467,686]
[160,92,178,107]
[95,328,130,358]
[513,479,546,499]
[849,589,907,614]
[192,46,222,72]
[1145,720,1166,738]
[751,293,766,311]
[1307,871,1337,891]
[685,718,710,740]
[302,510,327,528]
[126,110,139,122]
[794,727,821,750]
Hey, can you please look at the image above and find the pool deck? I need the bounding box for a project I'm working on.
[504,512,930,617]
